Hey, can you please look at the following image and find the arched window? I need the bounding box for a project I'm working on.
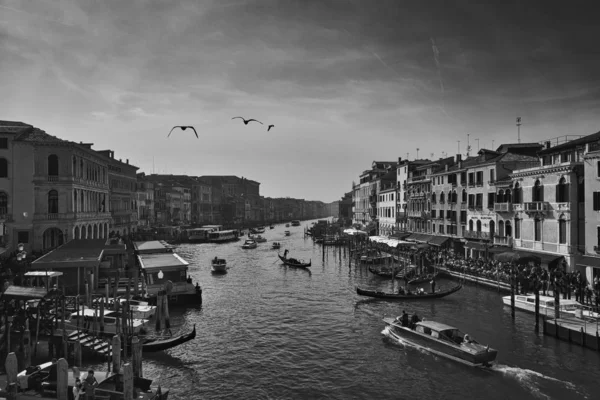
[0,192,7,214]
[476,220,482,232]
[514,183,521,204]
[505,189,512,203]
[498,220,505,236]
[73,190,78,212]
[556,177,569,203]
[48,155,59,176]
[440,192,445,203]
[497,190,505,203]
[431,193,437,204]
[72,156,77,177]
[462,189,467,203]
[533,179,543,202]
[505,220,512,237]
[558,214,567,244]
[469,219,474,231]
[48,190,59,214]
[0,158,7,178]
[489,220,495,237]
[452,190,457,203]
[534,217,542,241]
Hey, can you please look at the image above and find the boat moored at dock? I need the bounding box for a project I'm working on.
[501,294,600,319]
[208,229,240,243]
[383,317,497,367]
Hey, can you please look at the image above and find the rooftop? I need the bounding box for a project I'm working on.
[538,131,600,155]
[137,253,189,269]
[32,239,106,265]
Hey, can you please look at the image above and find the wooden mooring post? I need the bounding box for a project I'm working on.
[132,336,143,378]
[534,289,540,332]
[510,264,516,319]
[57,358,69,400]
[4,352,18,400]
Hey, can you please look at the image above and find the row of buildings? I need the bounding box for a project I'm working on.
[0,120,331,253]
[349,132,600,283]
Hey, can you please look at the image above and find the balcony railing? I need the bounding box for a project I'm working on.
[524,201,550,213]
[494,203,513,212]
[555,202,570,212]
[48,175,59,182]
[468,182,475,187]
[464,231,491,240]
[494,236,513,246]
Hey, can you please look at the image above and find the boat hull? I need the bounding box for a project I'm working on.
[357,285,462,300]
[383,319,497,367]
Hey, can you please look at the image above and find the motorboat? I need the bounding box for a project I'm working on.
[55,309,150,336]
[254,235,267,243]
[242,239,258,249]
[383,317,497,367]
[272,242,281,249]
[284,231,291,236]
[291,220,301,226]
[211,257,227,273]
[285,224,290,227]
[501,294,600,319]
[93,297,157,319]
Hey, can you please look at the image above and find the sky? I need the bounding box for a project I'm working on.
[1,0,600,203]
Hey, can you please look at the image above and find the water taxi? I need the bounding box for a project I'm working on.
[501,294,600,319]
[383,317,497,367]
[254,235,267,243]
[211,257,227,273]
[272,242,281,249]
[92,297,156,319]
[242,239,258,249]
[186,227,215,243]
[208,229,239,243]
[291,220,301,226]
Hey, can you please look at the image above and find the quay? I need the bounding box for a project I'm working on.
[543,316,600,351]
[437,268,511,292]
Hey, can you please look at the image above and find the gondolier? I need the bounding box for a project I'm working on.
[430,278,436,294]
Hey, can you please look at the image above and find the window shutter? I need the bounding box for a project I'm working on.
[564,183,570,203]
[540,185,544,202]
[555,184,560,203]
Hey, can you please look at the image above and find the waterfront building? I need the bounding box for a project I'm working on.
[352,161,397,233]
[97,150,139,237]
[7,122,112,252]
[339,192,353,225]
[429,155,461,249]
[509,137,586,271]
[192,178,216,225]
[135,173,155,227]
[580,134,600,282]
[377,178,396,236]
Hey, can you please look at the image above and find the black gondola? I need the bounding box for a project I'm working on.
[278,254,311,268]
[355,284,462,300]
[408,272,439,285]
[142,324,196,352]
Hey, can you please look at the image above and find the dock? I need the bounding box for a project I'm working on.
[437,267,512,292]
[543,316,600,351]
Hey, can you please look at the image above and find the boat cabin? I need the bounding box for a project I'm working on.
[414,321,469,345]
[201,225,223,232]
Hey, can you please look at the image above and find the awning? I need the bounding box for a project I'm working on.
[428,236,450,247]
[488,247,509,254]
[576,255,600,269]
[464,241,487,251]
[390,232,411,240]
[1,286,49,300]
[514,249,564,266]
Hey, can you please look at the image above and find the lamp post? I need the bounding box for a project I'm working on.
[16,242,28,285]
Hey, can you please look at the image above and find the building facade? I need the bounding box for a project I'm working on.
[581,136,600,282]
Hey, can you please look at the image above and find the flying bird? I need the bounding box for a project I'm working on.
[268,125,275,132]
[232,117,263,125]
[168,126,198,138]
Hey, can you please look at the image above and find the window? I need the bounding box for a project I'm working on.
[533,180,544,202]
[476,194,483,208]
[432,193,437,204]
[515,219,521,239]
[460,211,467,224]
[561,152,570,163]
[17,231,29,244]
[439,225,444,234]
[534,218,542,241]
[558,216,567,244]
[48,155,59,176]
[0,158,7,178]
[476,220,482,232]
[451,190,457,203]
[48,190,59,214]
[556,177,569,203]
[469,219,474,231]
[0,138,7,149]
[0,192,6,214]
[440,209,444,219]
[72,156,77,176]
[468,194,475,207]
[487,193,495,208]
[597,226,600,248]
[513,183,521,203]
[440,192,445,203]
[468,173,474,185]
[490,169,495,182]
[593,192,600,211]
[462,189,467,203]
[476,171,483,185]
[597,161,600,178]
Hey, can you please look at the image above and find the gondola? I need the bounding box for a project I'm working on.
[408,272,439,285]
[142,324,196,352]
[355,284,462,300]
[278,254,311,268]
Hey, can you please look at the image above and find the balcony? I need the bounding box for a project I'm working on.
[476,181,484,187]
[523,201,550,216]
[555,202,570,212]
[494,203,513,213]
[460,203,467,210]
[464,231,491,240]
[494,236,513,247]
[48,175,59,182]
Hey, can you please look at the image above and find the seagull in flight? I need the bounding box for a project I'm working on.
[267,125,275,132]
[168,126,198,138]
[232,117,263,125]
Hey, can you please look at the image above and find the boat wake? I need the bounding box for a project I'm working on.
[490,364,586,400]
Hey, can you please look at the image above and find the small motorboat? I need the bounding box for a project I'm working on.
[285,223,290,227]
[242,239,258,249]
[272,242,281,249]
[383,317,497,367]
[255,235,267,243]
[211,257,227,273]
[284,231,291,236]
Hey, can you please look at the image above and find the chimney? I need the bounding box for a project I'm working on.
[445,164,449,171]
[126,159,129,164]
[456,154,462,163]
[545,141,551,149]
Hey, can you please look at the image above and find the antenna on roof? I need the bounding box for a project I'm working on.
[516,117,522,143]
[416,148,420,159]
[466,134,471,157]
[457,140,460,154]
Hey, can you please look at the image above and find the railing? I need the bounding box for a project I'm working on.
[464,231,491,240]
[48,175,59,182]
[488,180,496,185]
[524,202,550,212]
[494,203,513,212]
[460,203,467,210]
[494,236,513,246]
[475,205,483,211]
[555,202,570,211]
[411,175,427,182]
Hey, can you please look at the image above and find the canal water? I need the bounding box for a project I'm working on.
[110,220,599,399]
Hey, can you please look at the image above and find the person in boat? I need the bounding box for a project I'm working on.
[397,286,405,295]
[430,278,436,294]
[463,333,472,344]
[410,313,420,329]
[400,310,409,327]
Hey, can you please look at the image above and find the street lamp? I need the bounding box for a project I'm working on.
[158,270,164,280]
[16,242,28,284]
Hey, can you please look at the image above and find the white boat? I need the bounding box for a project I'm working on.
[242,239,258,249]
[383,317,497,367]
[208,229,239,243]
[186,227,215,243]
[211,257,227,273]
[501,293,600,319]
[291,220,301,226]
[93,298,156,319]
[255,235,267,243]
[56,308,150,336]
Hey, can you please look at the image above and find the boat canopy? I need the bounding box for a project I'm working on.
[416,320,457,333]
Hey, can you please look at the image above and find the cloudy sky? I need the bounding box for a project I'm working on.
[1,0,599,202]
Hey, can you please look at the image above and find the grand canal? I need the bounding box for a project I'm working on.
[107,220,599,399]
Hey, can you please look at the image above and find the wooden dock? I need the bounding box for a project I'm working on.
[437,268,512,292]
[543,316,600,351]
[66,331,112,358]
